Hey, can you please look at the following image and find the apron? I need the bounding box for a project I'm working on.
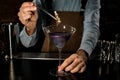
[41,12,84,53]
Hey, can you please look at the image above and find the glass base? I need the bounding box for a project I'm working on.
[49,68,70,77]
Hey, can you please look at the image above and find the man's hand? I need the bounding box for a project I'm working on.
[58,50,88,73]
[18,2,38,35]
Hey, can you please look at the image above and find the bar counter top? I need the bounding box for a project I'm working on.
[0,52,120,80]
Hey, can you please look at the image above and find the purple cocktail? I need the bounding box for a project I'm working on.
[49,32,72,49]
[46,24,76,76]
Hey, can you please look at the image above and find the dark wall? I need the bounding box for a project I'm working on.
[100,0,120,40]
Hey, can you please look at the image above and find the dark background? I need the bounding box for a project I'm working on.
[100,0,120,40]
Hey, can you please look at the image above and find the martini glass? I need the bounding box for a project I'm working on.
[45,24,76,77]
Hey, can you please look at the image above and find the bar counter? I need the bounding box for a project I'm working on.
[0,52,120,80]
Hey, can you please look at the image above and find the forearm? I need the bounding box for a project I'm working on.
[79,24,100,56]
[79,0,101,56]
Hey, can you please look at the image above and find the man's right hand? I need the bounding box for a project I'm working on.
[18,2,38,35]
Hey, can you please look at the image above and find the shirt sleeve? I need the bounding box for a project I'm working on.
[19,27,38,48]
[79,0,101,56]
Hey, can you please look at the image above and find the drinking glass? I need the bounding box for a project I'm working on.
[45,24,76,77]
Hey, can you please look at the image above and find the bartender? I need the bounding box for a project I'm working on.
[18,0,100,73]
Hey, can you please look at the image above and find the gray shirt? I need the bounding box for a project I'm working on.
[19,0,101,56]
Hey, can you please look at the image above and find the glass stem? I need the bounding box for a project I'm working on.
[58,48,62,66]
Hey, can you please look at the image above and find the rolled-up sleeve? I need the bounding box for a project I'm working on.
[79,0,101,56]
[19,27,38,48]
